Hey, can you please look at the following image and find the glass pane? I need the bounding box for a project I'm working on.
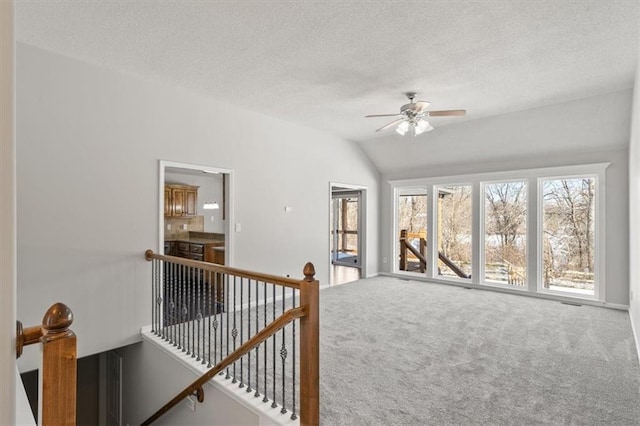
[397,189,427,273]
[437,185,472,279]
[542,177,595,296]
[484,181,527,286]
[332,195,359,266]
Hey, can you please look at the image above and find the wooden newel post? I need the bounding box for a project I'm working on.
[40,303,77,426]
[299,262,319,426]
[399,229,407,271]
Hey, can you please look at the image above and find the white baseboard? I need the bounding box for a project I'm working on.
[603,302,629,311]
[630,310,640,365]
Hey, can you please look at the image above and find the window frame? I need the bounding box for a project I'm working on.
[389,162,608,302]
[536,172,604,301]
[480,178,530,291]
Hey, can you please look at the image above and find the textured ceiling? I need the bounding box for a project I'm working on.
[15,1,640,166]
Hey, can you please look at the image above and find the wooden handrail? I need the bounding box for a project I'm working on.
[399,231,470,279]
[142,306,308,425]
[16,303,77,426]
[438,251,471,279]
[400,236,428,266]
[145,250,302,289]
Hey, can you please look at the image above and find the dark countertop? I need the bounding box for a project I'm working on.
[165,237,225,245]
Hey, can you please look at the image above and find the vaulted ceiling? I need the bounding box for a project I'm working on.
[15,1,640,172]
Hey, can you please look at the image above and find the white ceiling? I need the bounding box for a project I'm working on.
[15,1,640,170]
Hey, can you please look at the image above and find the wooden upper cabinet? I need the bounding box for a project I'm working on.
[165,184,199,217]
[184,188,198,216]
[164,187,172,217]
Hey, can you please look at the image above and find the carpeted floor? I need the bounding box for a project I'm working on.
[319,277,640,425]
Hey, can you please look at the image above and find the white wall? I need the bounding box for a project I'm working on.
[380,92,632,306]
[629,48,640,351]
[118,340,261,426]
[16,43,380,371]
[0,2,16,424]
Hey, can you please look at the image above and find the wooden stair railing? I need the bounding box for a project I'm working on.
[399,230,470,279]
[143,250,320,426]
[16,303,77,426]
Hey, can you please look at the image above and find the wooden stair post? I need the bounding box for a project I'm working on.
[16,303,77,425]
[300,262,319,426]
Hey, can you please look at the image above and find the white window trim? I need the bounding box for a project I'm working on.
[536,171,605,301]
[389,162,609,303]
[480,178,530,292]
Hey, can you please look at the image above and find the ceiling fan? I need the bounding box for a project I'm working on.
[365,92,466,137]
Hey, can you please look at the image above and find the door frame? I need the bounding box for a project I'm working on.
[159,160,234,266]
[329,182,367,284]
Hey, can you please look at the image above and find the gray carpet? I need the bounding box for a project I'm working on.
[319,277,640,425]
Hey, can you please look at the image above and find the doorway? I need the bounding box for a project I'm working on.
[330,184,365,285]
[159,160,233,265]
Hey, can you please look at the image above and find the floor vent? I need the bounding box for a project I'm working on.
[561,301,582,307]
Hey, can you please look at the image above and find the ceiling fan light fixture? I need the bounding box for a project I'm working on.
[396,120,409,135]
[414,119,431,136]
[366,92,466,137]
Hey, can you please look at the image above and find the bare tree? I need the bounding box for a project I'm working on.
[542,178,595,288]
[484,182,527,269]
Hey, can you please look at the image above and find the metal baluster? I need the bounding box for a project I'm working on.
[155,260,161,337]
[280,285,287,414]
[175,262,180,344]
[291,290,297,420]
[185,265,191,355]
[180,265,188,352]
[232,275,238,384]
[151,259,156,333]
[166,262,172,343]
[239,277,244,388]
[271,283,277,409]
[208,270,212,368]
[191,266,197,358]
[170,263,177,346]
[254,279,260,397]
[156,259,160,334]
[163,261,170,341]
[175,262,181,350]
[225,274,230,379]
[214,274,218,365]
[203,269,208,364]
[247,279,252,393]
[219,273,225,375]
[263,281,268,403]
[196,267,202,362]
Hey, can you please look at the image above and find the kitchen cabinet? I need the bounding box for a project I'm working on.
[164,241,176,256]
[205,243,225,264]
[165,184,198,217]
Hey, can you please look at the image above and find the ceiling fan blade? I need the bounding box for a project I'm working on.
[427,109,466,117]
[365,113,402,118]
[375,118,405,132]
[414,101,430,113]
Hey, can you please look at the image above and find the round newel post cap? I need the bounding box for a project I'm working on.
[42,303,74,333]
[145,249,154,261]
[303,262,316,282]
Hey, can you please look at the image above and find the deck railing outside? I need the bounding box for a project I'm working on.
[143,250,319,425]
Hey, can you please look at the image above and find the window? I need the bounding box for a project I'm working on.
[397,188,428,274]
[391,163,606,302]
[436,185,472,279]
[540,177,596,297]
[483,181,527,287]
